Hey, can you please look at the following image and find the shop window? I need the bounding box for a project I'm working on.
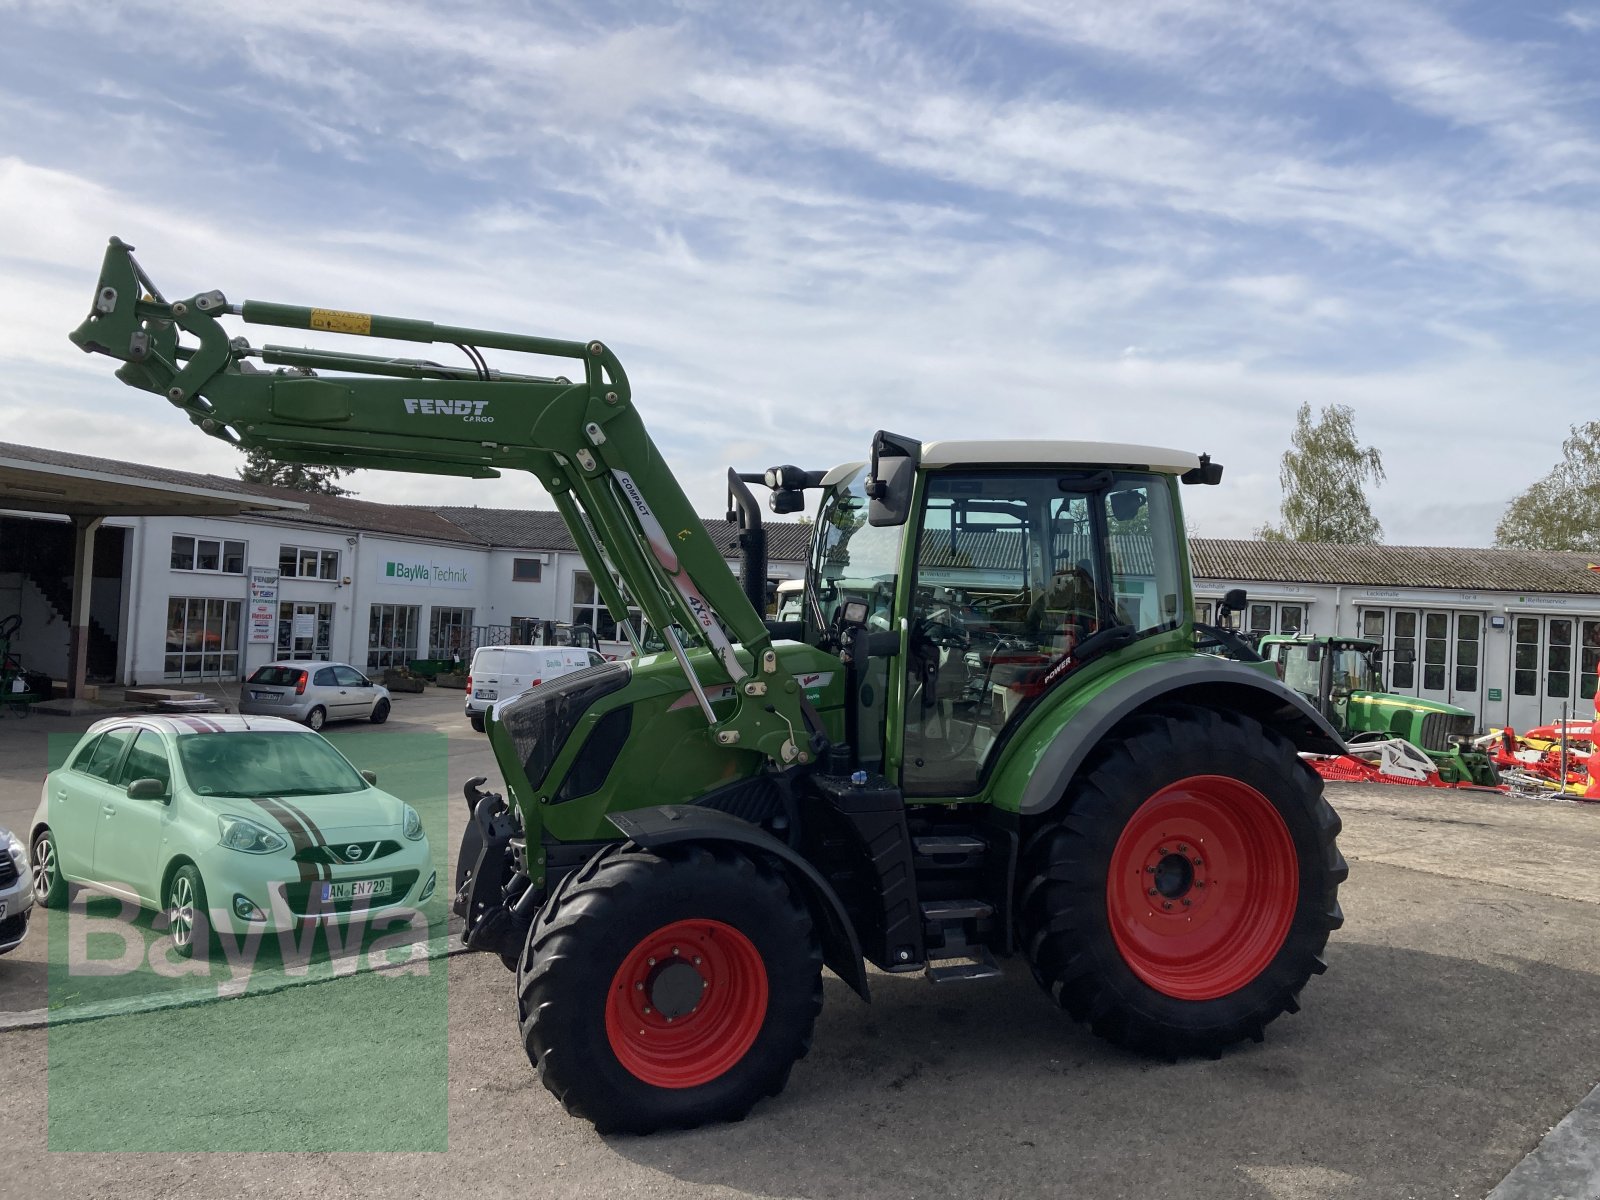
[164,596,241,679]
[278,545,341,580]
[513,558,543,582]
[1546,619,1573,699]
[368,604,420,670]
[429,606,474,658]
[277,601,334,660]
[170,534,246,575]
[571,571,641,642]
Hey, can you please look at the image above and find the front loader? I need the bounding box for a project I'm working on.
[71,238,1348,1133]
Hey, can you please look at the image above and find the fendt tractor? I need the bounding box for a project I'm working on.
[1259,634,1497,786]
[72,239,1348,1133]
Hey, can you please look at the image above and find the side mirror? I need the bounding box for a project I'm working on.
[361,770,378,785]
[126,777,166,801]
[866,430,922,527]
[1181,453,1225,486]
[1108,490,1147,523]
[1306,643,1323,662]
[1222,587,1248,613]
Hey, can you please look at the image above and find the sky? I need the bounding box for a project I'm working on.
[3,0,1599,545]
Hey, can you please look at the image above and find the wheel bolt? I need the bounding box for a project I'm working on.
[647,957,656,966]
[1162,901,1173,910]
[1178,843,1188,852]
[693,956,702,965]
[672,947,680,956]
[1182,899,1192,907]
[702,979,709,989]
[1148,888,1158,896]
[643,1006,652,1014]
[1193,858,1203,867]
[1159,847,1170,855]
[635,982,644,991]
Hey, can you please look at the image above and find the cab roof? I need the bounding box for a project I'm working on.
[919,441,1203,474]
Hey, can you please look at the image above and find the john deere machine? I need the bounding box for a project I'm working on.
[1259,633,1497,786]
[71,238,1348,1133]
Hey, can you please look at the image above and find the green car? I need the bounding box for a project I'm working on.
[30,715,435,957]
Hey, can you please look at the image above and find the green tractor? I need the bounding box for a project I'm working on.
[71,238,1348,1134]
[1259,633,1496,786]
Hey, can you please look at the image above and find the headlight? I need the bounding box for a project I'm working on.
[4,832,24,867]
[402,804,424,841]
[217,815,288,855]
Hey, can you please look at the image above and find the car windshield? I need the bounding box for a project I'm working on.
[175,732,368,797]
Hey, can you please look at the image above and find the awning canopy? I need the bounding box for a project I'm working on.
[0,450,307,519]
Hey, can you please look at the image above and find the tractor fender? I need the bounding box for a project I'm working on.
[1017,656,1346,816]
[608,804,871,1002]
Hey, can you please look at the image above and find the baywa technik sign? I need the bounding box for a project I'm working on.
[381,558,472,589]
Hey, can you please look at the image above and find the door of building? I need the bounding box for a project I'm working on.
[1507,614,1600,731]
[1356,606,1485,726]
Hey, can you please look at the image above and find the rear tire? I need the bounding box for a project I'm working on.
[369,698,391,724]
[1019,704,1345,1056]
[517,841,823,1134]
[31,828,67,909]
[469,713,485,733]
[305,705,326,731]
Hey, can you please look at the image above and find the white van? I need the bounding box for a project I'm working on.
[465,644,607,732]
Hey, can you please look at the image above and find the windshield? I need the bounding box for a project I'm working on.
[176,732,369,797]
[809,465,905,634]
[1332,647,1379,693]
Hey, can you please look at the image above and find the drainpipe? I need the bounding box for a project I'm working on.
[347,532,364,667]
[123,519,144,686]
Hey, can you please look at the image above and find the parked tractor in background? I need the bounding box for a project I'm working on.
[72,238,1349,1135]
[1259,633,1498,786]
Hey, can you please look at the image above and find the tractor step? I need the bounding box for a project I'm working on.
[920,898,994,922]
[913,834,987,858]
[925,945,1002,984]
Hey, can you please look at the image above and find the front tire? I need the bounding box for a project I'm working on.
[305,705,327,731]
[369,698,391,724]
[167,864,211,960]
[31,828,67,909]
[1020,704,1345,1056]
[517,842,823,1134]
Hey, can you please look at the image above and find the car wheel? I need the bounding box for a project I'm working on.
[31,828,68,909]
[370,698,391,724]
[167,864,211,960]
[306,705,327,731]
[469,712,485,733]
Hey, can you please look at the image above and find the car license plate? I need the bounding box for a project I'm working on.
[0,901,6,921]
[320,878,392,903]
[474,688,496,700]
[252,690,281,701]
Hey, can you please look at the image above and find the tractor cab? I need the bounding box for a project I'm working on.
[1263,635,1385,727]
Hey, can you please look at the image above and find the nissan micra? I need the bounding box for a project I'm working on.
[30,715,434,958]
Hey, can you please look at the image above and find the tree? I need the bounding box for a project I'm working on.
[1494,420,1600,553]
[1255,402,1385,544]
[236,448,354,496]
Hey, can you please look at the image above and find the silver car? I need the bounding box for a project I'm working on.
[1,824,34,955]
[238,660,392,730]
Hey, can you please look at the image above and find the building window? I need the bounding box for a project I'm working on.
[1454,613,1480,693]
[171,535,246,575]
[279,545,340,580]
[1392,612,1418,690]
[1513,617,1539,696]
[1547,618,1573,699]
[277,601,333,660]
[512,557,543,582]
[571,571,641,642]
[1194,600,1213,625]
[164,597,241,679]
[429,607,474,659]
[1583,620,1600,703]
[368,604,420,670]
[1278,604,1304,634]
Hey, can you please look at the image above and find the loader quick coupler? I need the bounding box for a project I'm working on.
[454,778,528,962]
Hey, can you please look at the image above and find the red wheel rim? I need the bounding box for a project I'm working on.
[604,919,768,1089]
[1106,775,1298,1001]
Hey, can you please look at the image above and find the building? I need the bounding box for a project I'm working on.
[1194,540,1600,732]
[0,442,808,689]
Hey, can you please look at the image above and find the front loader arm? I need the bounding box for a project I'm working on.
[71,237,813,766]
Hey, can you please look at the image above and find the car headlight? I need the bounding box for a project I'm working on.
[402,804,424,841]
[4,832,24,867]
[217,814,288,855]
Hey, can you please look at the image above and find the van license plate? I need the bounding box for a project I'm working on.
[474,688,496,700]
[320,878,392,903]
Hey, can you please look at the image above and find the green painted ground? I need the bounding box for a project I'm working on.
[44,730,451,1149]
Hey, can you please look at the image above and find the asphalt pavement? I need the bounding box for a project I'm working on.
[1,688,1598,1198]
